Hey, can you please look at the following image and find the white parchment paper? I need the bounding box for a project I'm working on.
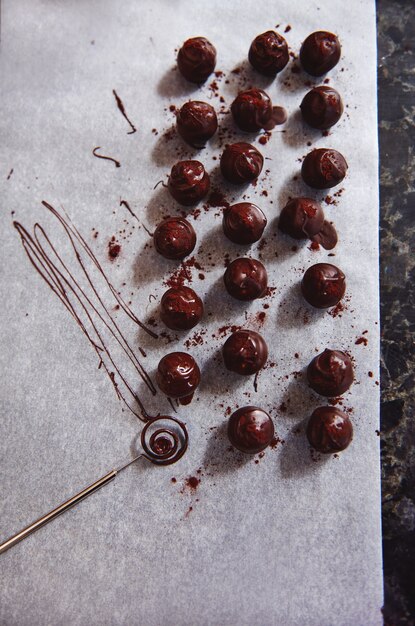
[0,1,382,624]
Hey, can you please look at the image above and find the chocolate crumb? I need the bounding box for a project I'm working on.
[108,240,121,260]
[185,476,200,490]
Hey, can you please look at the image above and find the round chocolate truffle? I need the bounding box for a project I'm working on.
[301,148,348,189]
[301,263,346,309]
[160,286,203,331]
[248,30,289,76]
[300,31,341,76]
[223,202,267,244]
[176,101,218,147]
[306,406,353,453]
[231,89,274,132]
[177,37,217,83]
[223,330,268,376]
[168,160,210,206]
[279,197,324,240]
[228,406,275,454]
[156,352,200,404]
[300,86,343,130]
[224,258,268,301]
[220,142,264,184]
[307,349,354,397]
[153,217,196,260]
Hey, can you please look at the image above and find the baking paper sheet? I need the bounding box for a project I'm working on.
[0,1,382,624]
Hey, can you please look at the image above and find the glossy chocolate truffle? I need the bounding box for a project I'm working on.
[301,148,348,189]
[300,86,343,130]
[301,263,346,308]
[220,142,264,184]
[177,37,217,83]
[176,101,218,147]
[223,202,267,244]
[153,217,196,260]
[306,406,353,453]
[228,406,275,454]
[279,197,337,250]
[231,89,274,132]
[279,197,324,239]
[156,352,200,404]
[300,31,341,76]
[307,349,354,397]
[160,286,203,331]
[248,30,289,76]
[168,160,210,206]
[224,258,268,301]
[223,330,268,375]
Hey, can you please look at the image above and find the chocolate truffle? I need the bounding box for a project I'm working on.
[300,86,343,130]
[153,217,196,260]
[156,352,200,404]
[220,142,264,184]
[223,202,267,244]
[279,197,338,250]
[224,258,268,301]
[168,160,210,206]
[307,349,354,397]
[231,89,274,132]
[228,406,275,454]
[248,30,289,76]
[306,406,353,453]
[300,31,341,76]
[301,263,346,308]
[279,197,324,239]
[177,37,217,83]
[223,330,268,376]
[160,286,203,331]
[301,148,348,189]
[176,101,218,147]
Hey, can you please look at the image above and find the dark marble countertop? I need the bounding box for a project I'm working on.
[378,1,415,624]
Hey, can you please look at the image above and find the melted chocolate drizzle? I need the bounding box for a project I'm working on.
[140,416,188,465]
[119,199,153,237]
[92,147,121,168]
[112,89,137,135]
[13,201,158,422]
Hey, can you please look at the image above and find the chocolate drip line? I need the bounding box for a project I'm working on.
[119,199,153,237]
[112,89,137,135]
[14,201,158,422]
[92,147,121,168]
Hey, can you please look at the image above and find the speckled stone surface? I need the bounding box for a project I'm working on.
[378,2,415,624]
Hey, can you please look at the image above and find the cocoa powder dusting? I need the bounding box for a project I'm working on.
[270,436,284,449]
[207,189,230,209]
[328,302,345,318]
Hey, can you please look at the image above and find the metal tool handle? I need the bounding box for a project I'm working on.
[0,416,188,556]
[0,469,117,555]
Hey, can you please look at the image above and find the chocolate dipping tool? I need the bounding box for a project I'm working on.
[0,416,188,555]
